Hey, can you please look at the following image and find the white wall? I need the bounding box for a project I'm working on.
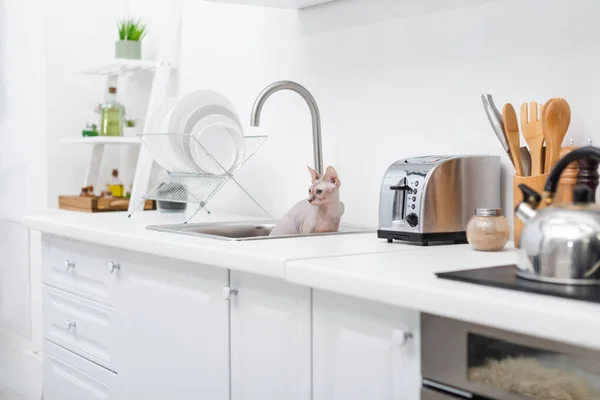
[45,0,132,206]
[133,0,600,228]
[0,0,46,397]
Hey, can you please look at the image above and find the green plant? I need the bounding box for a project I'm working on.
[125,118,136,127]
[117,18,147,41]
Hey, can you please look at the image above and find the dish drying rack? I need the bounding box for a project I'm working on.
[130,133,271,223]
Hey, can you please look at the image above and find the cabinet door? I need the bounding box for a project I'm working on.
[313,290,420,400]
[230,271,311,400]
[120,253,229,400]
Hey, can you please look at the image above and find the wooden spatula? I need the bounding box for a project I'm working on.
[502,103,524,176]
[542,98,571,172]
[520,102,545,176]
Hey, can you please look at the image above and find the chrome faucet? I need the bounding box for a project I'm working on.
[250,80,323,175]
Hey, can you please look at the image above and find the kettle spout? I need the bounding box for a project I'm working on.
[515,184,542,223]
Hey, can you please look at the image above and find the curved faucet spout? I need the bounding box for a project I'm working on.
[250,80,323,175]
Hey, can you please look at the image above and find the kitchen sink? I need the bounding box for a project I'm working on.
[146,220,375,241]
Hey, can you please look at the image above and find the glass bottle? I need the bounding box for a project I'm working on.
[109,169,124,198]
[466,208,509,251]
[99,87,125,136]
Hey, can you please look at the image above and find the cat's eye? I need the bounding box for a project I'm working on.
[316,189,323,195]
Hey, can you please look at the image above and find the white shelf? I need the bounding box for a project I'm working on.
[60,137,141,145]
[79,59,164,76]
[205,0,337,9]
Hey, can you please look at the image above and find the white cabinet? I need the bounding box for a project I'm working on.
[43,286,118,371]
[120,253,229,400]
[312,290,420,400]
[42,235,122,306]
[230,271,311,400]
[0,220,31,336]
[39,237,423,400]
[44,340,118,400]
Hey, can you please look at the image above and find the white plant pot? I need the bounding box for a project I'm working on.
[124,126,139,137]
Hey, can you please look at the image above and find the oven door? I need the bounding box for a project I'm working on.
[422,313,600,400]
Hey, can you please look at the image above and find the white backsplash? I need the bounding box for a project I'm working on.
[131,0,600,229]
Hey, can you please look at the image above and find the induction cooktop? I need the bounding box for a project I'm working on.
[436,265,600,304]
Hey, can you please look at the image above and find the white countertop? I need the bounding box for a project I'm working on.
[23,209,600,350]
[22,210,398,279]
[287,248,600,350]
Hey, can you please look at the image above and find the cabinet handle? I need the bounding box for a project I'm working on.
[65,320,77,330]
[108,261,121,274]
[392,329,413,347]
[64,260,75,271]
[222,286,238,300]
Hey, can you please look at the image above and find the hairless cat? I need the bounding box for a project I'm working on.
[270,166,344,236]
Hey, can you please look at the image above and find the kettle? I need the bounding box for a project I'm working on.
[516,146,600,284]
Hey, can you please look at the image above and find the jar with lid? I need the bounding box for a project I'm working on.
[466,208,509,251]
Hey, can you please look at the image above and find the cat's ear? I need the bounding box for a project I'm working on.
[307,166,321,183]
[324,166,340,187]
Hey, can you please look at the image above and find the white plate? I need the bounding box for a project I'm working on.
[184,104,243,136]
[190,115,246,175]
[167,90,241,173]
[160,101,201,173]
[143,98,179,171]
[168,89,239,135]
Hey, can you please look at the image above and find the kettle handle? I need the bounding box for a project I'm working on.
[543,146,600,204]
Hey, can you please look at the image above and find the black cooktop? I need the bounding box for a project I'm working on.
[436,265,600,304]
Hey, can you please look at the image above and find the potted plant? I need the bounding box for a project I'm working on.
[124,118,139,137]
[115,18,147,60]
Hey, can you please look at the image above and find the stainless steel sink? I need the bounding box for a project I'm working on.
[146,220,375,241]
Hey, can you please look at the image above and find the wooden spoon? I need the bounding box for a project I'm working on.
[520,102,545,176]
[542,98,571,172]
[502,103,524,176]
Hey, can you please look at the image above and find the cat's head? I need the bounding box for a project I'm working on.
[307,166,340,206]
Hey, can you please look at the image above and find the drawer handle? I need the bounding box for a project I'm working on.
[108,261,121,274]
[222,286,238,300]
[64,260,75,271]
[65,320,77,330]
[392,329,413,347]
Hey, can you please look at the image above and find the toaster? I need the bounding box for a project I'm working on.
[377,155,501,245]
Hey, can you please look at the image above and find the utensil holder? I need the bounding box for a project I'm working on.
[513,173,549,247]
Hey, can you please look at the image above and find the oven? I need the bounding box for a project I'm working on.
[421,313,600,400]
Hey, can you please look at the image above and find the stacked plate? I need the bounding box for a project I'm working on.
[144,89,246,175]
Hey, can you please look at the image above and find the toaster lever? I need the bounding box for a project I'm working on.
[390,177,411,192]
[390,184,411,191]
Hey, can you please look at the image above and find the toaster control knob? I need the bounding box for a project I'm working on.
[406,213,419,227]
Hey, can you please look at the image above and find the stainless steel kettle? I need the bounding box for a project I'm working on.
[516,146,600,284]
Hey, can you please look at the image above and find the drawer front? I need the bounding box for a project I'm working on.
[44,285,117,371]
[43,235,121,306]
[44,340,118,400]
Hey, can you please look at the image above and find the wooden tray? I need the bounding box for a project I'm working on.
[59,196,156,213]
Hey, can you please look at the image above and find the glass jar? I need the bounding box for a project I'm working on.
[466,208,509,251]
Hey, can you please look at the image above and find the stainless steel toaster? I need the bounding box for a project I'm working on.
[377,155,501,245]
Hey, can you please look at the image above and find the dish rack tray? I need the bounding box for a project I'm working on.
[131,133,270,222]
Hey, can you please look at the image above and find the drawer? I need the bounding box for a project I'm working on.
[43,235,122,305]
[44,285,118,371]
[44,340,118,400]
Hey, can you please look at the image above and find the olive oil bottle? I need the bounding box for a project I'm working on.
[99,87,124,136]
[109,169,124,198]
